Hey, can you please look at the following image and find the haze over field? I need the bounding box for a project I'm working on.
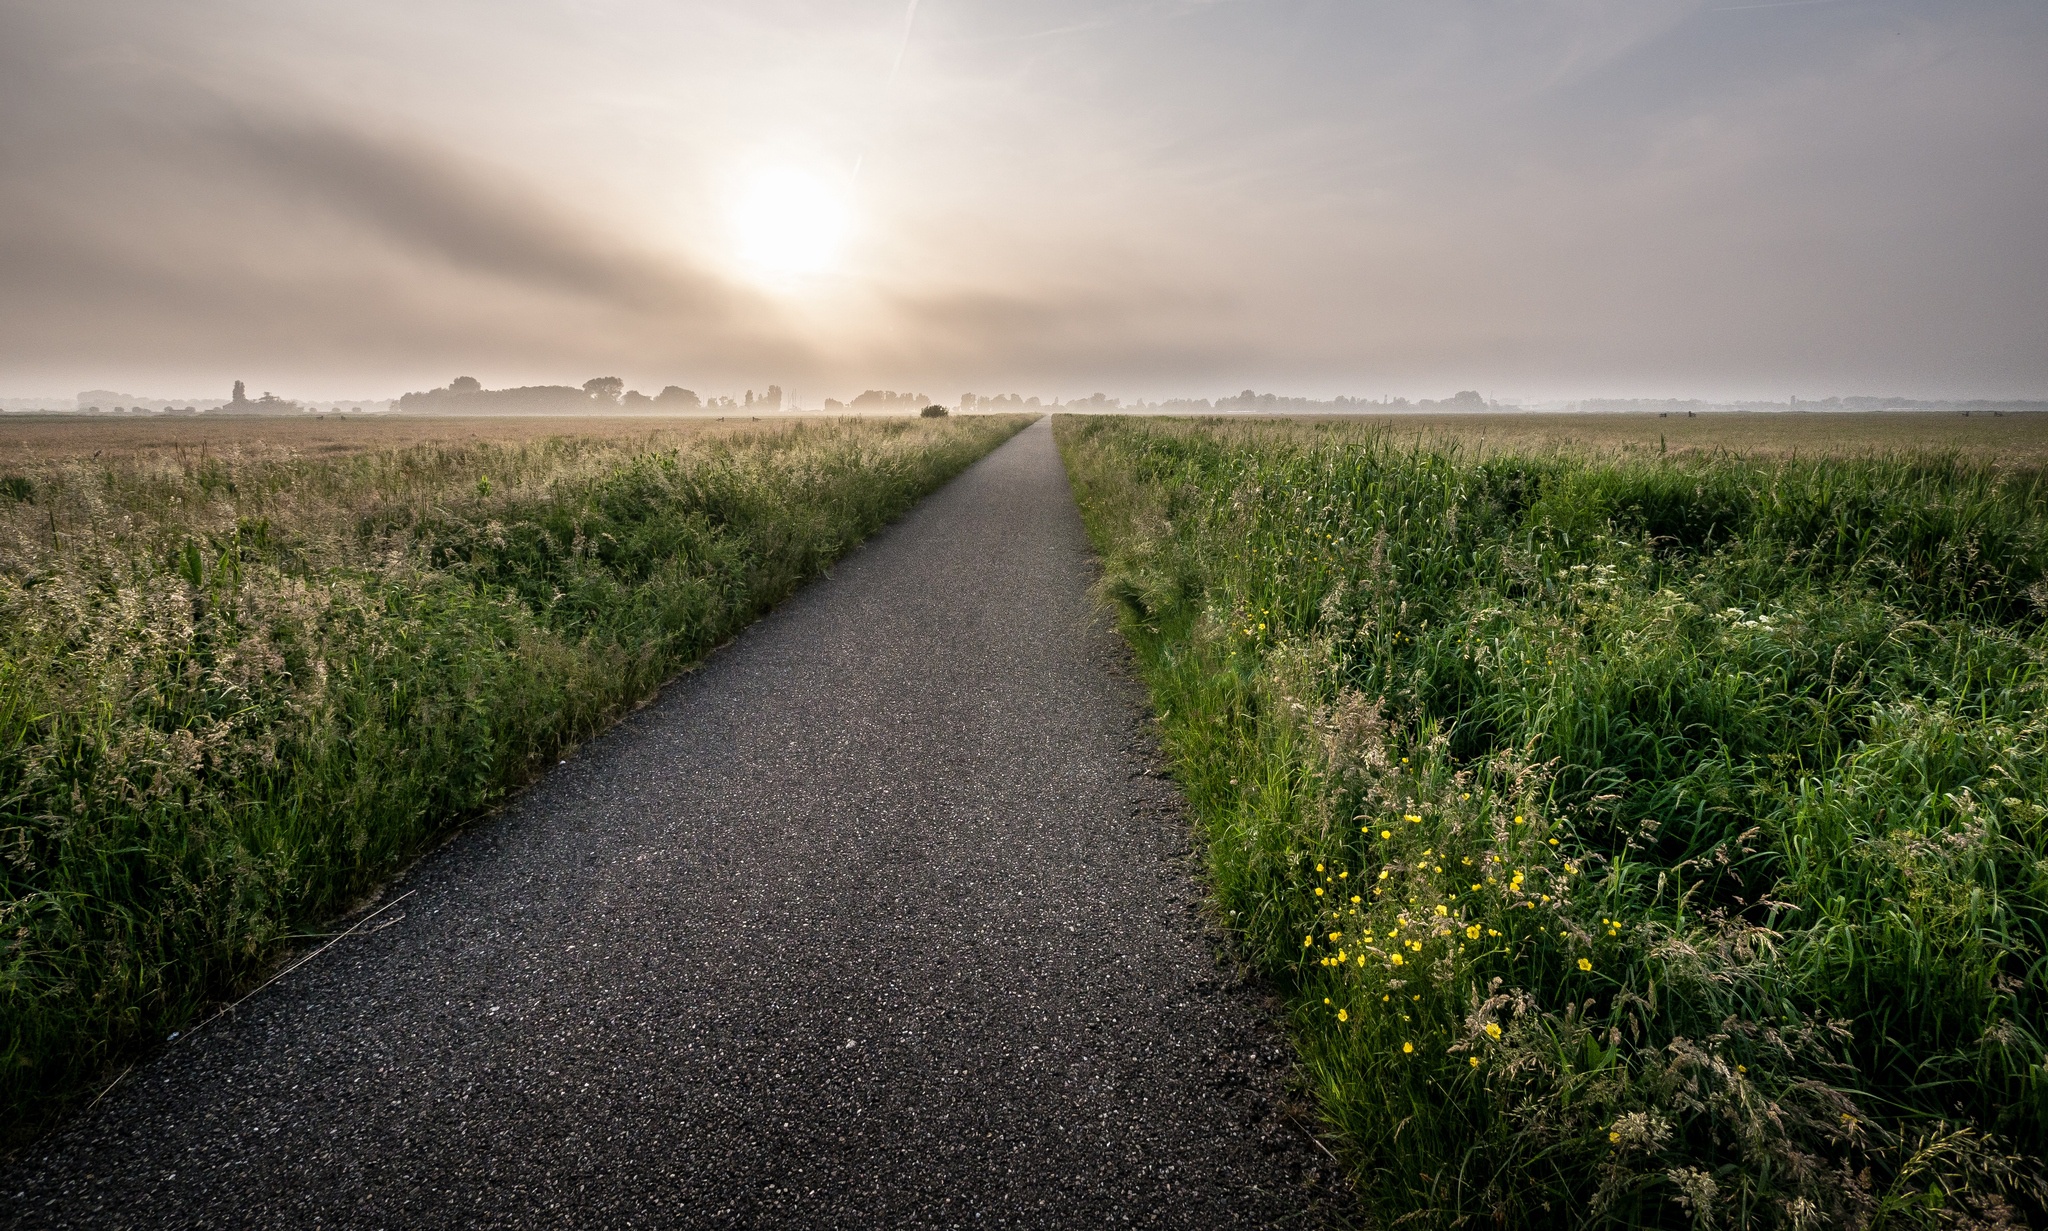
[2,0,2045,404]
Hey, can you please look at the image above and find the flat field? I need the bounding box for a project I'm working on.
[0,413,1029,1138]
[0,412,864,464]
[1059,414,2048,1228]
[1260,410,2048,463]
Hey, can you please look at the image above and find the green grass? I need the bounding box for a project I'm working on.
[0,414,1028,1140]
[1057,415,2048,1229]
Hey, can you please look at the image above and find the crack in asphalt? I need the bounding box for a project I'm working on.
[3,418,1336,1228]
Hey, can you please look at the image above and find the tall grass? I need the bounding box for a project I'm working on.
[0,415,1028,1138]
[1057,415,2048,1228]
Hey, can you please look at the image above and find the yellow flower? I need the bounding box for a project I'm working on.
[1303,935,1313,947]
[1314,887,1324,896]
[1390,953,1404,966]
[1405,814,1422,823]
[1578,957,1593,972]
[1329,931,1342,941]
[1337,1008,1349,1022]
[1514,815,1525,825]
[1484,1023,1502,1040]
[1316,863,1324,872]
[1380,829,1392,840]
[1466,924,1482,940]
[1351,895,1362,904]
[1402,1041,1414,1054]
[1609,1131,1620,1145]
[1434,904,1448,916]
[1469,1056,1480,1067]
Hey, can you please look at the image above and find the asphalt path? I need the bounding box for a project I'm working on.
[4,418,1333,1228]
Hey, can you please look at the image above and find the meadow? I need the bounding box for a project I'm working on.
[0,413,1027,1138]
[1058,414,2048,1228]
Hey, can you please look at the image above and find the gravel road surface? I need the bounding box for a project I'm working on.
[4,418,1333,1228]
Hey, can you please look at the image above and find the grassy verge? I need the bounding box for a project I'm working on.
[1,414,1028,1138]
[1057,415,2048,1229]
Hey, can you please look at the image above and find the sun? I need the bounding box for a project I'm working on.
[729,167,849,280]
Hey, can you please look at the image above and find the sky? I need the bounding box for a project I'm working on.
[2,0,2045,404]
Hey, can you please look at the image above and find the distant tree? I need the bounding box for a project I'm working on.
[920,404,948,418]
[655,386,701,410]
[1451,390,1486,409]
[231,380,247,405]
[622,390,652,408]
[762,385,783,411]
[583,376,625,405]
[450,376,482,395]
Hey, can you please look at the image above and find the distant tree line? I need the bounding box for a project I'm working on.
[1073,390,1492,414]
[819,389,932,412]
[957,392,1044,411]
[397,377,784,415]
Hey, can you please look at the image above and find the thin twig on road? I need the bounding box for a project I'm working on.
[176,890,418,1045]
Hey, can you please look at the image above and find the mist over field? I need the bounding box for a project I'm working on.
[10,6,2048,1224]
[2,0,2045,405]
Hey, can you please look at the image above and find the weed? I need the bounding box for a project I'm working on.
[0,415,1028,1139]
[1058,415,2048,1229]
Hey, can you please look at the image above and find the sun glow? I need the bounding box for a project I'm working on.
[729,167,849,280]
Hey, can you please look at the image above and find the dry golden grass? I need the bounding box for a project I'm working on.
[0,413,856,465]
[1259,411,2048,463]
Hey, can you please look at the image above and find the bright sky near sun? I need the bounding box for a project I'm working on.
[1,0,2045,402]
[728,168,851,283]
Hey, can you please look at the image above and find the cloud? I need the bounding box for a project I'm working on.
[1,0,2044,400]
[0,2,801,390]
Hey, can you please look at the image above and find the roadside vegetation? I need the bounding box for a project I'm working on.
[1058,415,2048,1228]
[0,414,1027,1138]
